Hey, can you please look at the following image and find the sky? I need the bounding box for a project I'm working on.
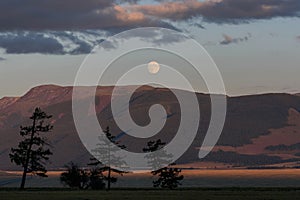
[0,0,300,98]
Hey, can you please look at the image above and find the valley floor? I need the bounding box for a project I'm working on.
[1,188,300,200]
[1,169,300,188]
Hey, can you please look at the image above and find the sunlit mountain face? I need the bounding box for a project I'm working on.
[1,85,300,170]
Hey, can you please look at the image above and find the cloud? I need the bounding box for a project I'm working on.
[297,35,300,40]
[103,28,188,49]
[0,57,5,61]
[201,0,300,23]
[192,23,206,29]
[0,0,298,55]
[130,0,300,24]
[0,31,106,55]
[0,28,190,55]
[0,0,299,32]
[0,32,64,54]
[151,29,187,45]
[0,0,177,32]
[220,33,251,45]
[0,28,188,55]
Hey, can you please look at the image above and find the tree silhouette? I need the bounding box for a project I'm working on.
[89,126,127,190]
[143,139,183,189]
[60,162,106,190]
[60,163,90,189]
[152,163,184,189]
[9,107,53,189]
[143,139,173,170]
[88,167,106,190]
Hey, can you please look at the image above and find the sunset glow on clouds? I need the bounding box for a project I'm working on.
[0,0,299,31]
[0,0,299,54]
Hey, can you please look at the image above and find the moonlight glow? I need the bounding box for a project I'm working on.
[148,61,160,74]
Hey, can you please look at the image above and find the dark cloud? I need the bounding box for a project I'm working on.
[131,0,300,23]
[200,0,300,23]
[0,0,111,30]
[0,0,298,55]
[50,31,99,54]
[0,0,177,32]
[220,33,251,45]
[0,31,104,55]
[0,32,64,54]
[297,36,300,40]
[0,0,298,32]
[0,28,188,55]
[0,57,5,61]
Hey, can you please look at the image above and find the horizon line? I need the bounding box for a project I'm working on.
[0,83,299,99]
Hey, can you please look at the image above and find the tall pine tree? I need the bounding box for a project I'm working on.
[143,139,184,189]
[9,107,53,189]
[89,126,127,190]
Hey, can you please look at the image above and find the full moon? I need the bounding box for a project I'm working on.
[148,61,160,74]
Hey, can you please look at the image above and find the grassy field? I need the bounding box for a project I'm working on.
[1,170,300,199]
[2,169,300,188]
[1,188,300,200]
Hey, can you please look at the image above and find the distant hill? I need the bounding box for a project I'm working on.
[1,85,300,170]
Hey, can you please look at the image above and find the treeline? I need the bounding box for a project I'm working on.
[9,108,184,190]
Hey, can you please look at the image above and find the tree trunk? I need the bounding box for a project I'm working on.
[20,114,36,189]
[107,141,111,191]
[20,168,27,190]
[107,167,111,191]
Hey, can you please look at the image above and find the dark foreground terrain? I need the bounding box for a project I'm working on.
[0,188,300,200]
[2,169,300,188]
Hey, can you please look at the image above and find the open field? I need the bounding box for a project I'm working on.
[2,169,300,188]
[1,188,300,200]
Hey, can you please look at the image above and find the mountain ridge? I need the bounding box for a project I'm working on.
[1,85,300,170]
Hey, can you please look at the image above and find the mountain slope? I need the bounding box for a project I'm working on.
[1,85,300,170]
